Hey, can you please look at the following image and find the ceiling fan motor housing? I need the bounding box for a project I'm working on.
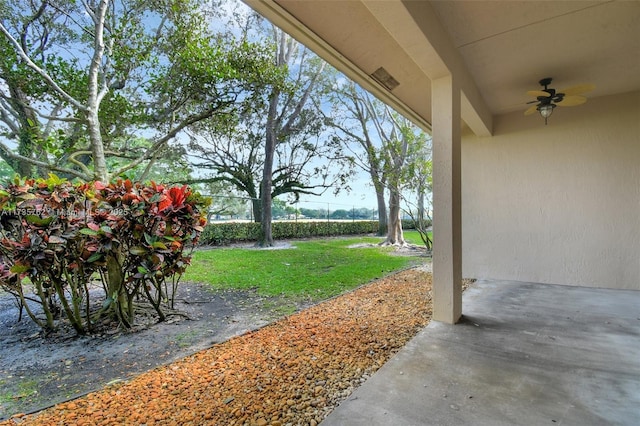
[539,77,553,87]
[538,79,564,103]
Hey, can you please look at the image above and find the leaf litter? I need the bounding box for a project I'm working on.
[1,268,467,425]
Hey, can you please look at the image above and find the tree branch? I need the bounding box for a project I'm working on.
[0,140,89,180]
[0,23,86,112]
[111,103,234,178]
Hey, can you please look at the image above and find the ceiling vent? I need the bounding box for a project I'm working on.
[370,67,399,91]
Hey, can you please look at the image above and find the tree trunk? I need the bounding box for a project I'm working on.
[87,112,108,182]
[8,85,48,177]
[258,177,275,248]
[15,131,38,177]
[86,0,110,182]
[417,182,432,252]
[383,188,405,246]
[259,173,273,246]
[252,198,262,223]
[368,165,387,235]
[259,92,279,247]
[417,184,425,224]
[106,253,133,328]
[375,185,387,236]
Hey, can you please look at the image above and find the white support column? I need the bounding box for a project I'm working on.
[432,75,462,324]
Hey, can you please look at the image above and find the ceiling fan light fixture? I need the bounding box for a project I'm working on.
[538,104,555,124]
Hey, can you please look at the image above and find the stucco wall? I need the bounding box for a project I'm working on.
[462,91,640,289]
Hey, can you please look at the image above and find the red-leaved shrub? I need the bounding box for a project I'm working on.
[0,175,209,334]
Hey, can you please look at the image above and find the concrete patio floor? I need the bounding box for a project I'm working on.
[321,280,640,426]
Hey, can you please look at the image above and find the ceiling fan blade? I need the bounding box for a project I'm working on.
[526,90,550,98]
[524,104,538,116]
[560,83,595,96]
[557,95,587,107]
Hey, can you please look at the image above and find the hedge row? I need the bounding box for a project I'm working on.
[402,219,419,231]
[199,220,382,246]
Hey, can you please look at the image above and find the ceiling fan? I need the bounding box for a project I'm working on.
[525,78,595,124]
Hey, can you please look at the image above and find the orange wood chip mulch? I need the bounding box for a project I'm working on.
[3,269,433,426]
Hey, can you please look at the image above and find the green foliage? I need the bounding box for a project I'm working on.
[186,25,353,237]
[110,139,192,183]
[0,159,14,182]
[402,214,432,250]
[401,219,421,230]
[184,237,416,300]
[0,0,286,181]
[198,220,379,246]
[0,175,208,333]
[199,222,260,246]
[271,198,298,219]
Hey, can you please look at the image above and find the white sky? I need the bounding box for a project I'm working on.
[297,173,376,210]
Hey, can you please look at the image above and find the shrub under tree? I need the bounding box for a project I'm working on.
[0,175,208,334]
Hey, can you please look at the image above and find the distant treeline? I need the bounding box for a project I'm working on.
[295,207,377,220]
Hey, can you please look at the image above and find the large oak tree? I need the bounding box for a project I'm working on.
[187,18,351,246]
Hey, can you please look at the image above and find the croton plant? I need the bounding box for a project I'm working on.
[0,175,209,334]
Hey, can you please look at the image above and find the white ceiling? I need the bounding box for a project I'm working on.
[248,0,640,131]
[431,0,640,114]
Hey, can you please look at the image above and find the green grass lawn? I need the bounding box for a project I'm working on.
[403,230,432,246]
[184,236,422,301]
